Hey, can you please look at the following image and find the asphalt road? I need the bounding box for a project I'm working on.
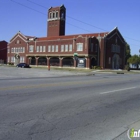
[0,66,140,140]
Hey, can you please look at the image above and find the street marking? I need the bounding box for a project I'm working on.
[0,78,115,91]
[0,77,137,92]
[100,87,137,94]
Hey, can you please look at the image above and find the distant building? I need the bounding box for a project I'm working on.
[7,5,126,69]
[129,64,140,69]
[0,40,7,64]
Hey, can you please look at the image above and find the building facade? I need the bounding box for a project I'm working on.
[7,5,126,69]
[0,40,7,64]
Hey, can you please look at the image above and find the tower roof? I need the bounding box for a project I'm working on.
[48,4,65,10]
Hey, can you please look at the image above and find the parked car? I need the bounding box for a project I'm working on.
[16,63,30,68]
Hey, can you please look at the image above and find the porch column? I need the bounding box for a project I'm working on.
[46,57,50,70]
[47,57,50,66]
[59,57,63,67]
[74,58,77,68]
[35,57,39,66]
[86,57,90,69]
[46,57,48,66]
[28,57,31,65]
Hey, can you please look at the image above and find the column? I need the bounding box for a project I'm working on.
[86,57,90,69]
[46,57,48,66]
[47,57,50,70]
[47,57,50,66]
[59,57,63,67]
[73,57,77,68]
[28,57,31,65]
[35,57,39,66]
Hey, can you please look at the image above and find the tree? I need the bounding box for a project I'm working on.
[127,54,140,69]
[125,43,131,64]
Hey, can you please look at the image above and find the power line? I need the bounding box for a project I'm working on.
[124,36,140,43]
[27,0,47,9]
[67,16,107,31]
[128,44,140,47]
[11,0,140,46]
[66,23,91,32]
[27,0,107,32]
[11,0,46,16]
[26,0,140,44]
[11,0,92,33]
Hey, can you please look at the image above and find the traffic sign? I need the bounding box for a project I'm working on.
[73,53,78,61]
[73,53,78,56]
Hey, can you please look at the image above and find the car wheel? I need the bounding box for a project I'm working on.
[16,66,19,68]
[22,66,24,68]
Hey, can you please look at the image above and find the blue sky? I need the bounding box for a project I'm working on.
[0,0,140,55]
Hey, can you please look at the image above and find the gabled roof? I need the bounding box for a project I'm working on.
[10,31,27,42]
[9,31,36,43]
[105,27,126,43]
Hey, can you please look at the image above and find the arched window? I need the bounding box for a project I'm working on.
[40,46,42,52]
[56,11,58,18]
[49,12,52,19]
[53,12,55,18]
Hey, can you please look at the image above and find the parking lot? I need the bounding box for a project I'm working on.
[0,66,87,79]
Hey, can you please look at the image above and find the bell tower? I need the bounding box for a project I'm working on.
[47,5,66,37]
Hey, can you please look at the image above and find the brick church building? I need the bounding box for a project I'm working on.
[7,5,126,69]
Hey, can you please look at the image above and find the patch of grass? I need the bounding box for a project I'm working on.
[116,72,124,74]
[30,66,92,73]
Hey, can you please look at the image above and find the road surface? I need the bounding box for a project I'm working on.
[0,67,140,140]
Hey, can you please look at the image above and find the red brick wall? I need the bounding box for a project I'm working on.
[8,35,90,63]
[0,41,7,63]
[47,6,66,37]
[99,38,105,69]
[105,35,125,69]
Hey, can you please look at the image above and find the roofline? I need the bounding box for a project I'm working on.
[48,4,65,10]
[105,27,126,43]
[38,32,108,40]
[10,31,27,42]
[0,40,8,43]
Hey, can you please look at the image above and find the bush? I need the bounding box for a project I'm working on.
[8,62,14,65]
[92,66,101,69]
[125,65,130,71]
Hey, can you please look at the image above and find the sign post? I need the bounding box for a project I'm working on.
[73,53,78,68]
[73,53,78,61]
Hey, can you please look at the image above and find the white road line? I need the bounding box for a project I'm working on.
[100,87,137,94]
